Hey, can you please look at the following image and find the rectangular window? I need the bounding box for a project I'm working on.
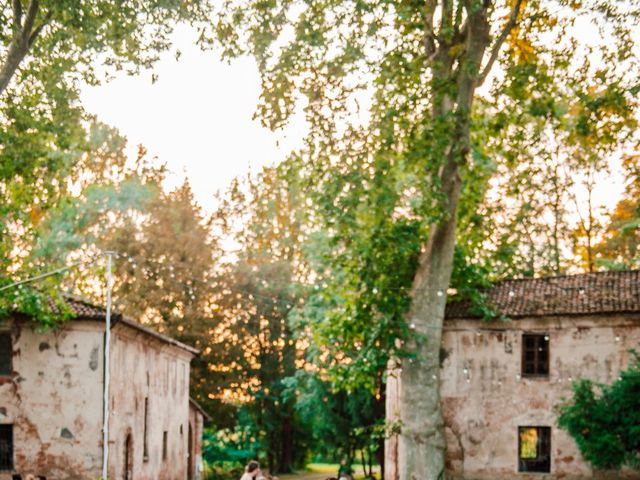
[522,333,549,377]
[0,334,11,376]
[0,424,13,470]
[143,397,149,462]
[172,361,177,395]
[519,426,551,473]
[162,431,168,461]
[165,358,170,390]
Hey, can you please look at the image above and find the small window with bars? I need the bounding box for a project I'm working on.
[522,333,549,377]
[519,426,551,472]
[0,424,13,470]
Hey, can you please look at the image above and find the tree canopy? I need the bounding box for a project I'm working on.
[212,0,640,476]
[0,0,212,283]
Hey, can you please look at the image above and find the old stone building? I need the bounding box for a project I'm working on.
[386,270,640,479]
[0,296,205,480]
[188,398,209,480]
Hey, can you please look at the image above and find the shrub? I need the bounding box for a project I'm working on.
[557,351,640,471]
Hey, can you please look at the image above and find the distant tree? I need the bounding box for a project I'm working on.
[558,351,640,471]
[99,181,216,336]
[292,372,384,479]
[0,0,211,274]
[596,154,640,269]
[207,163,309,474]
[0,121,164,325]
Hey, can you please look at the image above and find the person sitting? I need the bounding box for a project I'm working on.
[240,460,262,480]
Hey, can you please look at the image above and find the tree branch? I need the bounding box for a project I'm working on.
[0,0,41,96]
[477,0,524,85]
[438,0,454,41]
[12,0,23,30]
[420,0,437,58]
[29,9,52,47]
[21,0,40,41]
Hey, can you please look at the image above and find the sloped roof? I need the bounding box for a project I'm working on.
[53,295,113,320]
[53,295,199,355]
[189,397,212,422]
[445,270,640,319]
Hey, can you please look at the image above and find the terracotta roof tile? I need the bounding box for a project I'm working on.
[46,295,198,355]
[445,270,640,319]
[52,295,113,319]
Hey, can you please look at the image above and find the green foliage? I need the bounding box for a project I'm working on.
[205,164,310,474]
[557,351,640,471]
[0,0,212,282]
[202,425,260,479]
[0,120,164,325]
[34,177,158,261]
[212,0,640,402]
[0,282,73,329]
[289,371,383,477]
[596,154,640,269]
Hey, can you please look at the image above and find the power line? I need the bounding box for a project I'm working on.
[0,255,100,293]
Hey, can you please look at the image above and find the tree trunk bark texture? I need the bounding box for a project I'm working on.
[398,162,462,480]
[385,2,505,478]
[278,412,294,473]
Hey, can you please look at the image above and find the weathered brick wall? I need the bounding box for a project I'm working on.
[188,402,204,480]
[0,318,104,480]
[108,322,194,480]
[0,316,196,480]
[440,314,640,479]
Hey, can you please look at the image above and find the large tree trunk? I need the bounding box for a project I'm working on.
[384,1,518,477]
[278,411,294,473]
[278,318,296,473]
[399,160,462,480]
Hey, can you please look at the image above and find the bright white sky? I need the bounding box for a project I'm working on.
[80,25,306,212]
[80,23,626,217]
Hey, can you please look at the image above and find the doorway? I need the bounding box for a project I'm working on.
[124,433,133,480]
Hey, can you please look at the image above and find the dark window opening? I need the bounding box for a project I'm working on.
[124,433,133,480]
[519,426,551,473]
[522,333,549,377]
[0,424,13,470]
[143,397,149,462]
[162,431,168,461]
[0,334,12,376]
[187,423,194,480]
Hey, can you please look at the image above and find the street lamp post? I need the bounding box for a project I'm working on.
[102,251,114,479]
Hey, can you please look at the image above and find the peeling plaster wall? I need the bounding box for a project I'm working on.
[107,322,193,480]
[440,314,640,479]
[0,317,196,480]
[0,319,104,480]
[188,404,204,480]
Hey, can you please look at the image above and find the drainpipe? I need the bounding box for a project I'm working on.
[102,252,114,479]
